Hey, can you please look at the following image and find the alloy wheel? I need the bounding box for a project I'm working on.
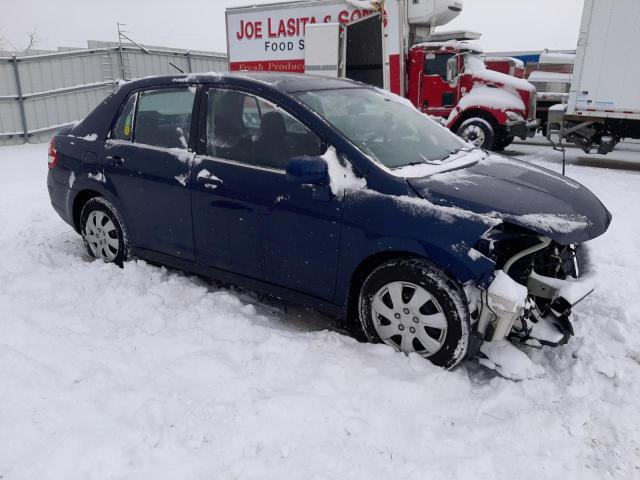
[84,210,119,261]
[371,281,448,356]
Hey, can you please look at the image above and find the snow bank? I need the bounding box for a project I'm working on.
[1,143,640,478]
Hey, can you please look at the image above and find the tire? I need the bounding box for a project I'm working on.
[457,117,495,150]
[493,134,514,152]
[80,197,129,266]
[358,258,470,370]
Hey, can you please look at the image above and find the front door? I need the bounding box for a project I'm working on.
[103,86,196,260]
[421,52,459,118]
[191,88,342,300]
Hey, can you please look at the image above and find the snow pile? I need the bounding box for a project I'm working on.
[456,85,525,113]
[471,68,535,92]
[487,270,528,313]
[479,340,545,380]
[88,171,106,183]
[196,169,222,190]
[322,146,366,195]
[1,143,640,478]
[391,148,487,179]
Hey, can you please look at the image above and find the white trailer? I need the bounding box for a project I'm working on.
[548,0,640,154]
[225,0,463,96]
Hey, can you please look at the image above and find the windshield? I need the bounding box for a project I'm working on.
[294,88,466,169]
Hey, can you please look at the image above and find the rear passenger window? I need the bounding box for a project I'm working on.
[206,89,324,170]
[111,94,136,141]
[134,88,195,149]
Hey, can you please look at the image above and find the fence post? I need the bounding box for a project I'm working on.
[186,51,193,73]
[11,54,29,143]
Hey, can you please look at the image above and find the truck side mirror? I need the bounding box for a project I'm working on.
[446,56,458,83]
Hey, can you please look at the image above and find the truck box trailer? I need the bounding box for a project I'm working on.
[226,0,538,151]
[547,0,640,153]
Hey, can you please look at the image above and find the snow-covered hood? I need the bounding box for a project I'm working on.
[406,153,612,244]
[470,68,535,93]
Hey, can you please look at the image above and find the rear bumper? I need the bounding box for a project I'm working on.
[508,119,539,139]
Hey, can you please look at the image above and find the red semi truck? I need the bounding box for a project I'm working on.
[225,0,538,150]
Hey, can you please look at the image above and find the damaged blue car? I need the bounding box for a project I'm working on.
[47,73,611,376]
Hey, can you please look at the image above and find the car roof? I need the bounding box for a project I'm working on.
[121,72,368,94]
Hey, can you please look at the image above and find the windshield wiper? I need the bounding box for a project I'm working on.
[449,146,475,155]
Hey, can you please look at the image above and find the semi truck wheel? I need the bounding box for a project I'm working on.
[457,118,495,150]
[493,134,514,152]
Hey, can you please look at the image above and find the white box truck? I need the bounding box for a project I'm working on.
[547,0,640,154]
[226,0,540,151]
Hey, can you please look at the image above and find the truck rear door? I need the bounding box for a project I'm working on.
[345,13,386,89]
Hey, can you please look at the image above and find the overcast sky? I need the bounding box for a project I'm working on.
[1,0,584,54]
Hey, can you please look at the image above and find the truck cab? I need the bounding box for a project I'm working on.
[407,40,538,151]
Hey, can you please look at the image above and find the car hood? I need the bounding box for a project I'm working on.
[406,153,612,244]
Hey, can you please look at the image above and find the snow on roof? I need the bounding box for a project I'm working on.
[471,68,534,92]
[414,39,483,54]
[528,71,572,83]
[539,52,576,65]
[485,56,525,69]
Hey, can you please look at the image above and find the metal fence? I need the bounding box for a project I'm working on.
[0,46,228,145]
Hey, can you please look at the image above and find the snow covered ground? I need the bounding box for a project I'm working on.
[1,141,639,479]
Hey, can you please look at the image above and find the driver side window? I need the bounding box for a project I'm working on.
[205,89,324,170]
[424,53,455,80]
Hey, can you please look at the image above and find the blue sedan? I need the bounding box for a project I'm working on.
[47,73,610,371]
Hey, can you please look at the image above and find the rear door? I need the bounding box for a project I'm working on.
[191,87,343,299]
[345,13,386,89]
[103,86,196,259]
[421,51,458,117]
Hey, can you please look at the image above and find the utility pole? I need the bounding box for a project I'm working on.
[116,22,151,81]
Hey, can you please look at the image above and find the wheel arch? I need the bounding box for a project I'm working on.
[72,189,102,233]
[343,248,482,324]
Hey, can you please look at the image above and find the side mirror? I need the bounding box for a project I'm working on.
[446,56,458,83]
[286,156,329,185]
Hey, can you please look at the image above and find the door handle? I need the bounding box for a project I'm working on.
[196,170,223,187]
[104,155,124,167]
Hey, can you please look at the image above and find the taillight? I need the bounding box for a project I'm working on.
[48,139,58,169]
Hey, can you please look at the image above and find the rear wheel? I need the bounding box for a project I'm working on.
[358,259,470,369]
[80,197,129,266]
[457,118,495,150]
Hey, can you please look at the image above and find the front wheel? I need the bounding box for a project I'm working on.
[358,259,470,369]
[457,118,495,150]
[80,197,129,266]
[493,134,514,152]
